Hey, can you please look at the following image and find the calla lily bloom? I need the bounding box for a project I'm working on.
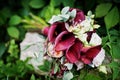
[48,22,66,43]
[81,46,101,64]
[55,31,75,51]
[66,39,83,63]
[69,8,85,24]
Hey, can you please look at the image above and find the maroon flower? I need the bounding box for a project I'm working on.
[81,46,101,64]
[69,8,85,24]
[48,22,66,43]
[66,39,83,63]
[55,31,75,51]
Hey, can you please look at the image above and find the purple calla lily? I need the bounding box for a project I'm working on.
[55,32,75,51]
[69,8,85,24]
[48,22,66,42]
[66,39,83,63]
[81,46,101,64]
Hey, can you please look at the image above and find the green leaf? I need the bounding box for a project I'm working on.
[112,68,119,80]
[9,15,22,25]
[109,62,119,80]
[50,0,62,7]
[29,0,45,9]
[95,3,112,18]
[102,36,109,46]
[54,64,59,74]
[63,71,73,80]
[40,6,54,21]
[38,60,51,72]
[62,0,75,7]
[7,26,19,39]
[84,73,101,80]
[104,6,119,29]
[30,74,36,80]
[111,43,120,58]
[8,39,19,58]
[0,43,6,58]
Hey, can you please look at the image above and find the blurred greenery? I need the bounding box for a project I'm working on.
[0,0,120,80]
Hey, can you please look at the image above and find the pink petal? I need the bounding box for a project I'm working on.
[66,39,83,63]
[55,33,75,51]
[48,23,57,42]
[42,27,50,36]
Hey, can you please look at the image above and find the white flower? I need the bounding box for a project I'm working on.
[80,18,93,32]
[92,48,105,67]
[20,32,45,70]
[89,33,102,46]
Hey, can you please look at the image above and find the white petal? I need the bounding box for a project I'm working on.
[47,43,63,58]
[64,63,73,70]
[92,48,105,67]
[89,33,102,46]
[75,61,84,70]
[98,65,107,74]
[20,32,45,70]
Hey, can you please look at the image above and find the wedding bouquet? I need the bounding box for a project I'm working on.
[20,7,105,80]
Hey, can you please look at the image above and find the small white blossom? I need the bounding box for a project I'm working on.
[76,33,88,45]
[98,65,107,74]
[80,19,93,32]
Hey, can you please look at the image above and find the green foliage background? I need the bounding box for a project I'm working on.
[0,0,120,80]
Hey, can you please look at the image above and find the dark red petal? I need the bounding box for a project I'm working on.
[87,31,93,42]
[85,45,101,59]
[81,47,91,53]
[48,23,57,42]
[74,11,85,23]
[81,46,101,64]
[73,39,83,54]
[81,56,91,64]
[69,8,85,24]
[54,31,68,47]
[42,27,50,36]
[55,33,75,51]
[48,22,66,42]
[65,39,83,63]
